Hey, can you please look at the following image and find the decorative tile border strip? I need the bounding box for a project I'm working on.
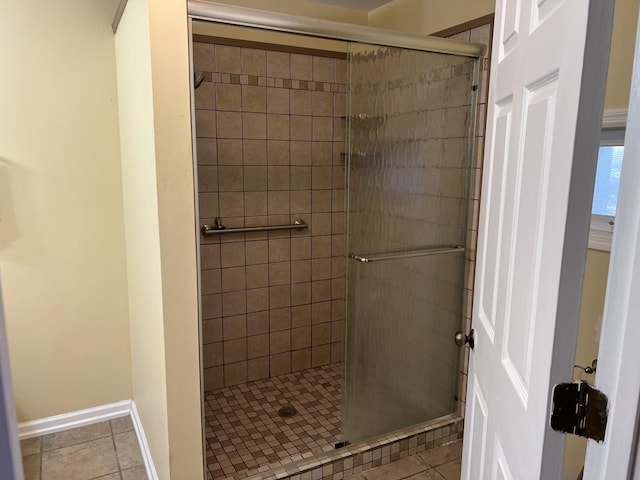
[244,415,463,480]
[199,71,347,93]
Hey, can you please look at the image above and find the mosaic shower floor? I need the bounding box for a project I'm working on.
[204,363,343,480]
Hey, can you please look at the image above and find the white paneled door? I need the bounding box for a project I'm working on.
[462,0,614,479]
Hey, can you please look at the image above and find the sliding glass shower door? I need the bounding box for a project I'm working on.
[343,43,478,443]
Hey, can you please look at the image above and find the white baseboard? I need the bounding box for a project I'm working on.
[18,400,131,440]
[17,400,158,480]
[130,401,159,480]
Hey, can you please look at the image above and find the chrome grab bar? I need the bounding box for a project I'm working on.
[349,244,465,263]
[201,217,308,236]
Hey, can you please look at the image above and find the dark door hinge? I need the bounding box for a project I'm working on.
[550,381,608,442]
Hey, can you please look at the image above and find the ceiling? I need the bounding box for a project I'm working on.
[308,0,394,12]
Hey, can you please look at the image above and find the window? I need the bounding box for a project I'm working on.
[589,127,625,251]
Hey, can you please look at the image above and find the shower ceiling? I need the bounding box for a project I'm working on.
[308,0,393,11]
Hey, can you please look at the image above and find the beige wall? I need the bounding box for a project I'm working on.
[116,0,203,477]
[605,0,640,108]
[369,0,494,35]
[0,0,132,422]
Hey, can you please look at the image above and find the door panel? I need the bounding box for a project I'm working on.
[462,0,614,478]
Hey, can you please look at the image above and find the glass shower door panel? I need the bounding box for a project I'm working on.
[343,43,476,443]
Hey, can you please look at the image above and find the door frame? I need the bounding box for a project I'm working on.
[0,277,24,479]
[583,11,640,478]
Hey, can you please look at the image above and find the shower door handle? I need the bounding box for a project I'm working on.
[454,330,475,349]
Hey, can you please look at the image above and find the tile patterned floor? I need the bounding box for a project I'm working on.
[20,416,148,480]
[350,441,462,480]
[204,363,343,479]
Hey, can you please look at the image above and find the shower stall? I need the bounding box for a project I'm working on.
[189,4,485,479]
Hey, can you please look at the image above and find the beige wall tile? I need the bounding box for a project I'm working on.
[245,240,268,265]
[331,341,343,363]
[312,191,332,213]
[193,42,215,71]
[313,117,334,141]
[270,307,291,332]
[196,110,216,138]
[269,261,290,286]
[292,348,311,372]
[216,83,241,111]
[218,166,243,191]
[290,90,312,115]
[270,330,290,354]
[202,293,222,319]
[312,280,331,303]
[332,165,345,190]
[246,264,268,289]
[291,115,312,141]
[312,166,333,189]
[268,191,290,215]
[224,361,247,386]
[243,165,268,191]
[312,344,331,367]
[292,305,311,328]
[331,235,345,257]
[268,166,290,190]
[312,142,333,165]
[241,48,266,76]
[332,256,345,279]
[217,111,242,139]
[215,45,241,74]
[201,269,221,295]
[220,242,245,268]
[292,326,311,350]
[222,266,246,292]
[217,139,243,165]
[223,338,246,364]
[331,278,345,300]
[198,192,218,218]
[222,291,246,316]
[203,342,223,368]
[202,318,223,343]
[332,190,345,212]
[247,334,269,359]
[247,287,269,313]
[291,237,311,261]
[311,213,332,236]
[312,301,331,325]
[270,352,291,376]
[267,114,290,141]
[203,366,223,391]
[334,92,347,117]
[311,258,332,281]
[312,323,331,346]
[247,311,269,336]
[268,140,290,166]
[332,299,345,321]
[196,137,217,165]
[291,282,311,306]
[331,320,344,342]
[313,57,335,83]
[291,191,311,214]
[198,165,218,193]
[247,356,270,381]
[267,88,289,114]
[268,238,290,262]
[241,85,266,113]
[332,212,345,234]
[200,244,221,270]
[267,51,290,78]
[243,139,267,165]
[291,260,311,284]
[244,192,268,216]
[291,54,312,81]
[269,284,291,309]
[335,59,347,84]
[312,91,333,116]
[195,82,215,110]
[242,113,267,139]
[290,141,312,165]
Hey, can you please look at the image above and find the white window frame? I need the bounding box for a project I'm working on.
[589,109,627,251]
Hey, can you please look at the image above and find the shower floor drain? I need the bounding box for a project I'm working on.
[278,406,297,418]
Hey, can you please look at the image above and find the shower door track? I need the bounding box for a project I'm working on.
[187,1,485,57]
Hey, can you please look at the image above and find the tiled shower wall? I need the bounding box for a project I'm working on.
[193,38,348,390]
